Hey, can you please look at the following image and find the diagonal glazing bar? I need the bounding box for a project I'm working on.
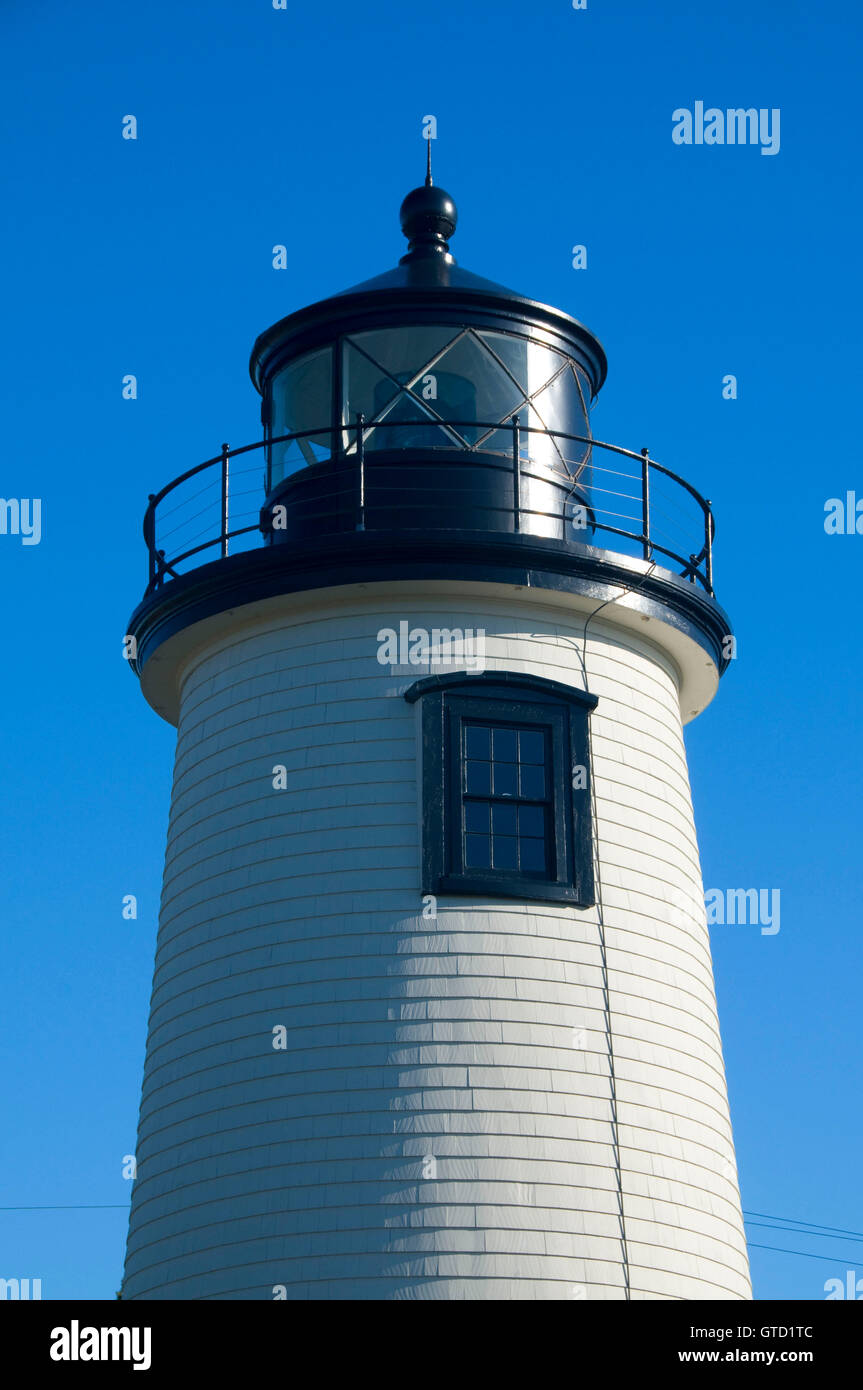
[344,330,472,448]
[469,350,575,473]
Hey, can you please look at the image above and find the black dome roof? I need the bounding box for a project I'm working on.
[250,179,607,396]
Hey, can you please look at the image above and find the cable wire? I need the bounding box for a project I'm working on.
[748,1242,863,1266]
[744,1211,863,1240]
[0,1203,130,1211]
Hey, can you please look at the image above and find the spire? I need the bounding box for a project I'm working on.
[425,138,433,187]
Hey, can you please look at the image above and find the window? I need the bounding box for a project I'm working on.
[341,326,592,474]
[268,347,334,487]
[463,723,550,873]
[405,672,597,906]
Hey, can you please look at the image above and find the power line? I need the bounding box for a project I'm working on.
[746,1221,863,1248]
[0,1204,130,1211]
[748,1242,863,1266]
[3,1200,862,1260]
[744,1211,863,1242]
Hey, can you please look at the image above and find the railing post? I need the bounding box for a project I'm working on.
[356,413,365,531]
[145,494,156,590]
[220,443,230,558]
[705,499,714,595]
[641,447,652,561]
[512,414,521,532]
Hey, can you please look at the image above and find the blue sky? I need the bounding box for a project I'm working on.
[1,0,860,1300]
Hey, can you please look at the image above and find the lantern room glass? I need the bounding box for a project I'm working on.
[341,326,592,477]
[267,326,594,492]
[268,347,333,487]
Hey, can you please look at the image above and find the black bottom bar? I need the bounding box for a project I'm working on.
[6,1298,860,1377]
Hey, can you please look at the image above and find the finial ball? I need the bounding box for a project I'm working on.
[399,184,458,248]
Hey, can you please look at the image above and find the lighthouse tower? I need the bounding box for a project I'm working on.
[122,170,750,1301]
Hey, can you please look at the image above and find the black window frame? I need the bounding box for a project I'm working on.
[405,672,598,906]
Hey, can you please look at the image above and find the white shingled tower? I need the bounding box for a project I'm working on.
[122,170,750,1301]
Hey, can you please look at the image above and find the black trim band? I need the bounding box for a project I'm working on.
[127,529,733,680]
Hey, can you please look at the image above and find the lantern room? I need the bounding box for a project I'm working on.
[250,174,607,543]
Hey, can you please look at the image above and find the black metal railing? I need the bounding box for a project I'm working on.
[141,416,715,597]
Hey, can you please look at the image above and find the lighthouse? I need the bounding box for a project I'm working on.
[122,167,751,1301]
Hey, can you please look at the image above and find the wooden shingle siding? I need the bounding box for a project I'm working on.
[123,593,750,1301]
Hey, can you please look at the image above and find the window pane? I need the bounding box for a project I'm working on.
[465,726,491,759]
[426,332,522,444]
[478,332,565,398]
[458,712,557,886]
[518,730,545,765]
[465,834,491,868]
[414,369,476,434]
[464,802,490,834]
[520,837,547,872]
[466,761,492,795]
[477,331,529,392]
[270,348,333,485]
[518,402,567,472]
[364,388,458,451]
[532,366,590,474]
[493,728,518,762]
[492,836,518,870]
[492,803,517,837]
[347,326,460,381]
[519,805,545,838]
[342,342,400,426]
[344,328,470,452]
[493,762,518,797]
[519,764,546,799]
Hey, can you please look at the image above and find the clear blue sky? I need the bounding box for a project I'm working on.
[1,0,860,1300]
